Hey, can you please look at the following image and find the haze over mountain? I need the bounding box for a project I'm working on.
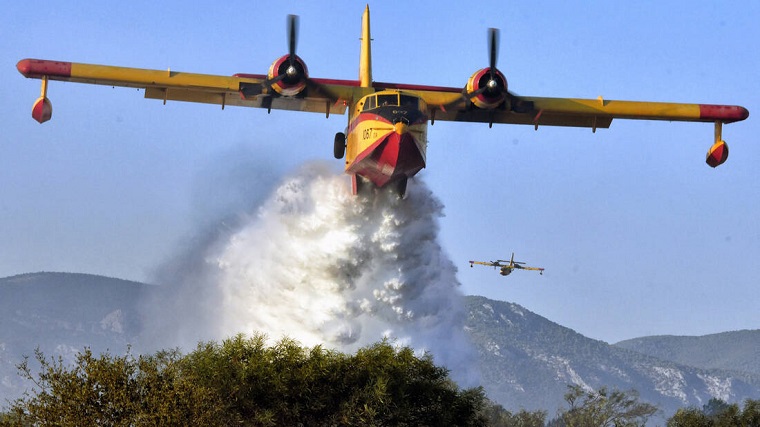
[0,273,148,403]
[614,331,760,376]
[2,272,759,422]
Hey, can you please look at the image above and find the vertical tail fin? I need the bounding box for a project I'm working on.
[359,5,372,87]
[510,252,515,267]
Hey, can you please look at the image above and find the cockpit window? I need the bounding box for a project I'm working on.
[400,95,418,109]
[363,95,376,111]
[377,94,397,107]
[362,93,420,111]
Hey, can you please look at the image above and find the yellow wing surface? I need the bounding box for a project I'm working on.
[372,81,747,129]
[514,265,545,273]
[17,59,366,118]
[18,59,747,127]
[469,260,499,268]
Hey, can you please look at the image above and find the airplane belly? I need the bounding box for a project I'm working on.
[347,130,426,188]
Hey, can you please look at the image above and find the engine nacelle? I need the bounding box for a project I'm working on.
[466,67,508,109]
[267,54,309,97]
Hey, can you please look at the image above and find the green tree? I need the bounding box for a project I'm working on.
[667,398,760,427]
[1,334,489,426]
[2,347,225,426]
[739,399,760,426]
[478,401,546,427]
[667,407,711,427]
[550,384,658,427]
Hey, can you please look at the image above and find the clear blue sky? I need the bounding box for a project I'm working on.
[2,1,758,344]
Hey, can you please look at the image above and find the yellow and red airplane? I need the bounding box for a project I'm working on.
[470,253,544,277]
[17,6,748,197]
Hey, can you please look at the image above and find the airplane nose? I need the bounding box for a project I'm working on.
[394,122,408,135]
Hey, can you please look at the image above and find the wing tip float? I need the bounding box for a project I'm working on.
[17,5,749,174]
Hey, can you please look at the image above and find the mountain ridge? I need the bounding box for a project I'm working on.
[464,296,760,415]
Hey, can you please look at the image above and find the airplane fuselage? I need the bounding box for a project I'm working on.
[344,90,428,192]
[499,267,513,276]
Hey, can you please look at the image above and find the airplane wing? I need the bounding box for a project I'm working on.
[21,59,747,128]
[514,265,545,273]
[374,81,748,129]
[16,59,368,119]
[18,59,744,170]
[469,260,499,268]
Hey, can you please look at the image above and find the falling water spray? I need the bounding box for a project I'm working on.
[142,161,478,385]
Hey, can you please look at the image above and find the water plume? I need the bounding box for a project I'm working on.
[142,161,478,385]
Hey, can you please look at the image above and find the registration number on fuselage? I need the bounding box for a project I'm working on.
[362,129,376,140]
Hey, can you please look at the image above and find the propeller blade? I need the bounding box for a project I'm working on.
[267,73,288,85]
[464,86,488,99]
[488,28,499,76]
[287,14,299,65]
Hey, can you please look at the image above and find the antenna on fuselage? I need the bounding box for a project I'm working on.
[359,5,372,87]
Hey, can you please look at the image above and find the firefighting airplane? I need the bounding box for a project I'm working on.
[470,253,544,277]
[17,6,748,197]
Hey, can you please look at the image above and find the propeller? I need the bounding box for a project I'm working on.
[487,28,499,89]
[471,27,503,97]
[480,29,536,113]
[264,14,303,87]
[285,14,298,79]
[440,27,508,112]
[252,13,339,109]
